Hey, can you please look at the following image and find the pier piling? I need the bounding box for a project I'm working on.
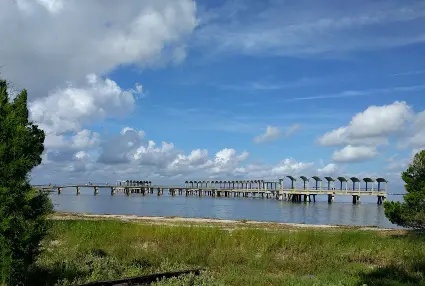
[352,195,360,204]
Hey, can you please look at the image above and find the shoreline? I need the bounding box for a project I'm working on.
[52,212,403,233]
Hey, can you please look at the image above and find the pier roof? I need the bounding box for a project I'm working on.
[363,177,375,183]
[376,178,388,183]
[337,176,348,182]
[299,176,309,182]
[350,177,360,183]
[312,176,322,181]
[324,176,335,182]
[286,175,296,181]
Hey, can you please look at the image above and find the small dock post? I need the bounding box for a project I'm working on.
[352,195,360,204]
[327,194,334,203]
[58,187,62,195]
[377,195,386,205]
[278,190,283,200]
[94,187,99,196]
[110,187,115,196]
[76,186,80,195]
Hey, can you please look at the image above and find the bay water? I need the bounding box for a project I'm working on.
[50,188,402,228]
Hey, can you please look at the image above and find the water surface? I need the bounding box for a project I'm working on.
[51,188,402,228]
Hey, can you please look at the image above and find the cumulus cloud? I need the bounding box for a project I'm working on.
[318,101,413,147]
[317,163,340,175]
[253,126,282,144]
[98,128,145,164]
[133,141,178,167]
[121,127,145,138]
[45,129,100,149]
[95,130,253,179]
[331,145,378,163]
[32,124,336,184]
[30,74,141,134]
[271,159,313,175]
[208,148,249,175]
[318,127,389,147]
[317,101,425,166]
[167,149,210,173]
[1,0,197,96]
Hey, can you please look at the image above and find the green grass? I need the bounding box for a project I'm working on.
[30,219,425,286]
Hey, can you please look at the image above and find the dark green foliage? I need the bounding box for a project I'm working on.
[0,79,53,285]
[385,150,425,229]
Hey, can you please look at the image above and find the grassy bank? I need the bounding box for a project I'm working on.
[31,215,425,286]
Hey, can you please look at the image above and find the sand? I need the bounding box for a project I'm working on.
[51,212,403,233]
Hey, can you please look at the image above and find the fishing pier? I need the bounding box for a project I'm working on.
[34,176,388,204]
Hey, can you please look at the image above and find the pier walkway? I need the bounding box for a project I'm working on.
[33,176,388,205]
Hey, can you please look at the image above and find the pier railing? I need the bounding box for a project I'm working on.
[33,179,388,205]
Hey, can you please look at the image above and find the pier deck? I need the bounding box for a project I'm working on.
[33,184,387,204]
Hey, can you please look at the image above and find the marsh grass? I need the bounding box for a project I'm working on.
[31,219,425,286]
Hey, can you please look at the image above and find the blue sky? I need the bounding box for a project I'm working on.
[1,0,425,190]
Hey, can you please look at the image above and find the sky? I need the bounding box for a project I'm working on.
[1,0,424,191]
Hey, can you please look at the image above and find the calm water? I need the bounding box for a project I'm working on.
[51,188,402,228]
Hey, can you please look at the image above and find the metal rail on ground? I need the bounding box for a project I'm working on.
[72,269,202,286]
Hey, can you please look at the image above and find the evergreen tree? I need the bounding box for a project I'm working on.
[0,79,53,285]
[385,150,425,229]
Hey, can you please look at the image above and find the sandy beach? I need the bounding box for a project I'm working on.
[52,212,403,233]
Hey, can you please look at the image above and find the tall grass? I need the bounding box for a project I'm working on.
[31,219,425,285]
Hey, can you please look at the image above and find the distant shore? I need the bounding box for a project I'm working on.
[52,212,403,233]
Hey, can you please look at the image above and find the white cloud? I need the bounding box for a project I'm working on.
[347,101,413,138]
[33,126,335,184]
[74,150,89,161]
[36,0,64,14]
[331,145,378,163]
[318,101,413,147]
[317,163,339,175]
[208,148,249,175]
[399,111,425,150]
[45,129,100,149]
[96,130,252,178]
[317,101,425,167]
[253,126,282,144]
[271,159,313,175]
[318,127,389,147]
[1,0,197,96]
[121,127,145,138]
[285,124,301,137]
[98,128,146,164]
[386,154,410,172]
[133,141,178,167]
[168,149,210,173]
[29,74,141,135]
